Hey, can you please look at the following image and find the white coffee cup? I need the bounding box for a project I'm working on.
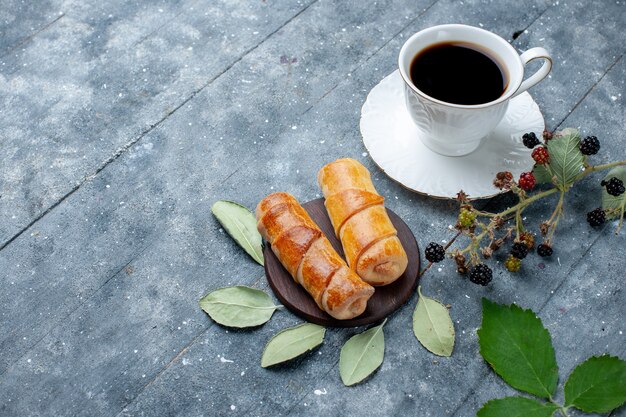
[398,24,552,156]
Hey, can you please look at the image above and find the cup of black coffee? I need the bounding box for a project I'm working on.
[398,24,552,156]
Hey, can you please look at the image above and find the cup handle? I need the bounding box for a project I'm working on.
[512,47,552,98]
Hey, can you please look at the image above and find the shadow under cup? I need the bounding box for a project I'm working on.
[398,25,529,157]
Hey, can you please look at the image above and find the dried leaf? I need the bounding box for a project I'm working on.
[199,286,277,328]
[211,200,264,265]
[261,323,326,367]
[413,286,455,357]
[339,319,386,386]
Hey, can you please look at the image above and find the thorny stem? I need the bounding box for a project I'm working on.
[449,160,625,261]
[575,160,626,181]
[546,191,565,243]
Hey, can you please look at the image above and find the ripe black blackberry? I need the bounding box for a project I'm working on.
[537,243,553,257]
[522,132,540,149]
[579,136,600,155]
[469,263,493,286]
[601,177,625,197]
[510,242,529,259]
[586,207,606,227]
[425,242,445,263]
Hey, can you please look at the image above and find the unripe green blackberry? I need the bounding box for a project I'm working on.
[458,208,476,228]
[505,255,521,272]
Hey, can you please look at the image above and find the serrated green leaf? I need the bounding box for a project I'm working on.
[261,323,326,367]
[601,167,626,220]
[546,128,585,189]
[532,164,553,185]
[564,355,626,413]
[339,320,386,386]
[413,286,455,357]
[212,200,264,265]
[199,286,277,328]
[478,299,558,399]
[477,397,558,417]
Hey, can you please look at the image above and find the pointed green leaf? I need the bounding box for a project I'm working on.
[212,200,264,265]
[261,323,326,367]
[478,299,558,398]
[532,164,553,185]
[339,320,386,386]
[564,355,626,413]
[199,286,277,328]
[546,128,585,189]
[413,286,455,357]
[477,397,558,417]
[601,167,626,220]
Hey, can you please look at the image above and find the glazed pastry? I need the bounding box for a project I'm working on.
[318,158,408,286]
[256,192,374,320]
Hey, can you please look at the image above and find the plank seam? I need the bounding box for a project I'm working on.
[0,0,319,254]
[0,13,65,60]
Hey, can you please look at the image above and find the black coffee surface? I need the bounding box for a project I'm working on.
[409,42,507,105]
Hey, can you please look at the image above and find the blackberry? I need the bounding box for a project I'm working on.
[532,146,550,165]
[518,172,536,191]
[504,255,521,272]
[510,242,529,259]
[542,129,553,141]
[519,231,535,249]
[579,136,600,155]
[537,243,553,257]
[425,242,446,263]
[493,171,514,190]
[586,207,606,227]
[522,132,540,149]
[601,177,625,197]
[469,263,493,286]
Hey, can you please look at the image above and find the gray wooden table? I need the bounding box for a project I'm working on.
[1,1,624,416]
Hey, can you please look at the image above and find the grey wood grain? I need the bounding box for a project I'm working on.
[0,0,312,247]
[0,0,624,416]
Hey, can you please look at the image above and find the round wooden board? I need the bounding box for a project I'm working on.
[263,198,420,328]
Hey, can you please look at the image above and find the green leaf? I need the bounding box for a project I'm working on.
[532,164,553,185]
[211,200,264,265]
[199,286,277,328]
[261,323,326,367]
[601,167,626,220]
[477,397,558,417]
[564,355,626,413]
[412,286,455,357]
[546,128,585,189]
[339,319,386,386]
[478,299,558,398]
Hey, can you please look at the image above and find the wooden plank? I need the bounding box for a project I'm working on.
[0,0,314,246]
[0,0,448,415]
[0,0,62,57]
[110,1,626,416]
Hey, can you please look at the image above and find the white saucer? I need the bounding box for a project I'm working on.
[360,70,545,199]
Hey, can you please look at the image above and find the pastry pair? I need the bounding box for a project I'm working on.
[256,158,408,320]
